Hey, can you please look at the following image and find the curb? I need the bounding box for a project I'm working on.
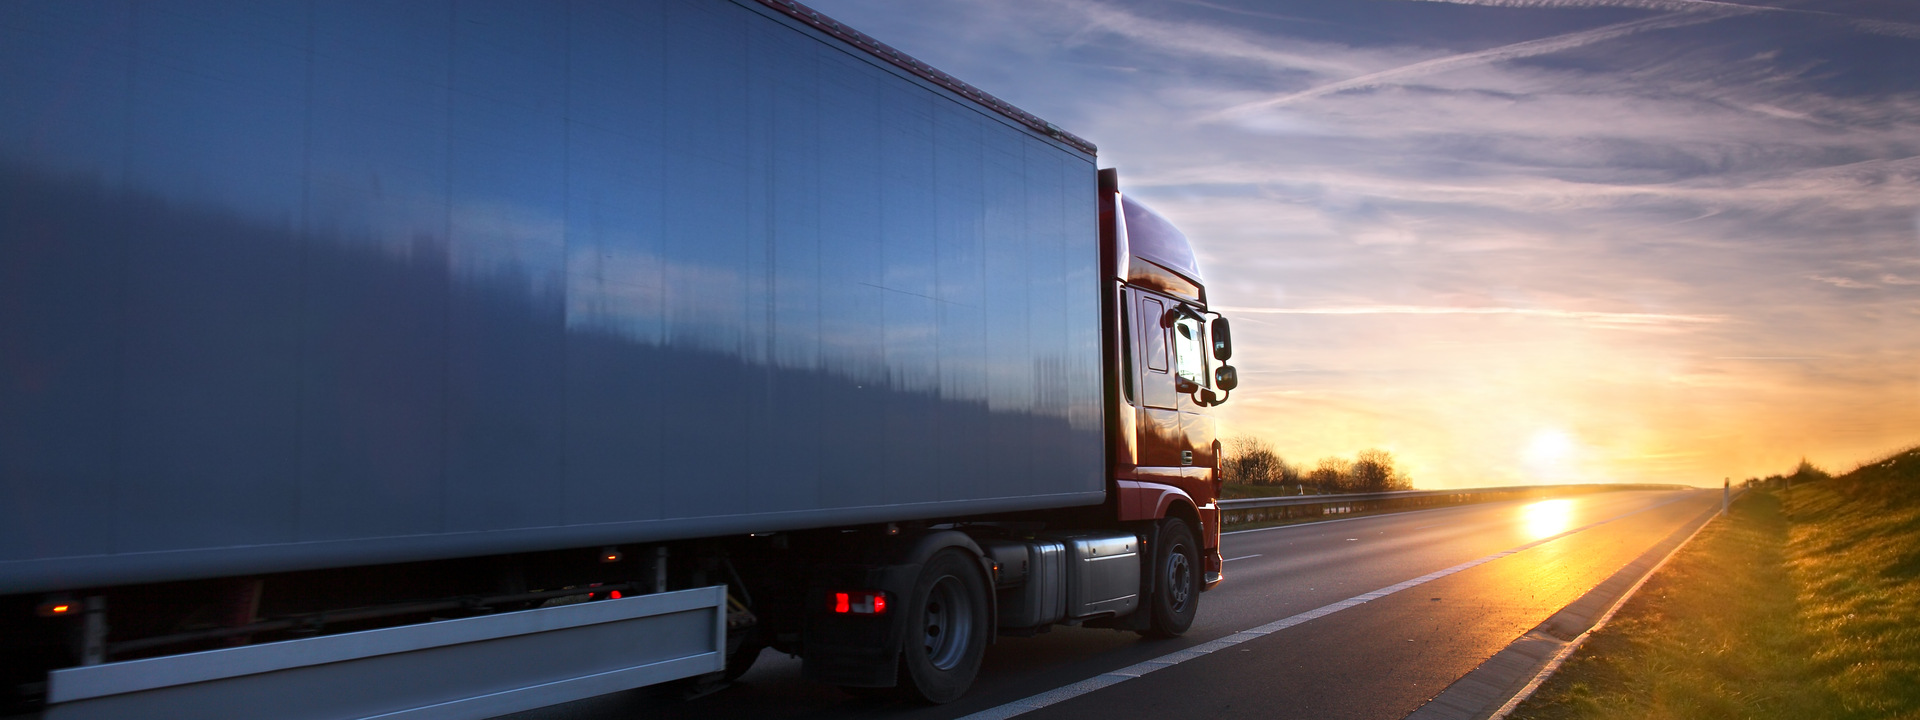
[1403,494,1734,720]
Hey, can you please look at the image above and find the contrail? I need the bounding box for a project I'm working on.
[1404,0,1920,38]
[1211,11,1738,118]
[1215,305,1724,325]
[1403,0,1779,11]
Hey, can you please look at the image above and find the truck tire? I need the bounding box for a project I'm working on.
[900,548,991,704]
[723,627,764,682]
[1141,517,1200,638]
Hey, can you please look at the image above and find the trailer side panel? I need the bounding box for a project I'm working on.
[0,0,1102,594]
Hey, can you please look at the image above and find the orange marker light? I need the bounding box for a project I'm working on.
[35,601,75,617]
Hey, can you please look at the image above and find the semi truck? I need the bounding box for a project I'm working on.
[0,0,1241,716]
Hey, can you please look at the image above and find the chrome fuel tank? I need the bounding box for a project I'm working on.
[1060,533,1141,619]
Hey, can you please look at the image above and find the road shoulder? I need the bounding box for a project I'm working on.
[1402,497,1728,720]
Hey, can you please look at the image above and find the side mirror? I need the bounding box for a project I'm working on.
[1211,317,1233,360]
[1214,365,1238,391]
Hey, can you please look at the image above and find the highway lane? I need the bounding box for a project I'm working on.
[503,488,1718,720]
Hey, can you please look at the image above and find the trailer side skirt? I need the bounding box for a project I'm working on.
[45,586,726,720]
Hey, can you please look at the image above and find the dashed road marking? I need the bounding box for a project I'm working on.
[956,491,1700,720]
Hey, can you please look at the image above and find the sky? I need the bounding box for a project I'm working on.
[805,0,1920,488]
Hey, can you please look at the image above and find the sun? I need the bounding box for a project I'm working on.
[1524,428,1576,468]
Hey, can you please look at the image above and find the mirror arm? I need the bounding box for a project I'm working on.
[1182,391,1228,408]
[1189,388,1228,407]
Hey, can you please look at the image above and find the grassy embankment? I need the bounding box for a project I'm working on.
[1513,446,1920,720]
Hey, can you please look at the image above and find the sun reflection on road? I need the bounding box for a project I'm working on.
[1522,499,1575,540]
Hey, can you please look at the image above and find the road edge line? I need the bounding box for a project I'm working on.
[955,491,1705,720]
[1404,492,1736,720]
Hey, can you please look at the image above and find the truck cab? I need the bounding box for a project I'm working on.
[1100,169,1238,593]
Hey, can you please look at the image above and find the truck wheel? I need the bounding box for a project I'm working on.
[1141,517,1200,638]
[901,548,990,704]
[723,627,763,682]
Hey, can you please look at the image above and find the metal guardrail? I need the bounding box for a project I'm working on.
[1218,483,1690,527]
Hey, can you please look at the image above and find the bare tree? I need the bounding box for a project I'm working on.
[1308,456,1351,493]
[1224,443,1412,494]
[1789,458,1830,484]
[1350,449,1411,492]
[1223,436,1295,486]
[1276,455,1302,487]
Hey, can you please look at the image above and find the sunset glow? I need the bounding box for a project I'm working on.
[812,0,1920,488]
[1521,499,1576,541]
[1524,429,1577,478]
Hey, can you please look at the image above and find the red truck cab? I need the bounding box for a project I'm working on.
[1100,169,1238,593]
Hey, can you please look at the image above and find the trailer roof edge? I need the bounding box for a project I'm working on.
[750,0,1098,156]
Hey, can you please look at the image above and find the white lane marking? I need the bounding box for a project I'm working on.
[1222,554,1262,562]
[956,491,1701,720]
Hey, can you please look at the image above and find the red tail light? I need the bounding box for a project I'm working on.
[832,591,886,615]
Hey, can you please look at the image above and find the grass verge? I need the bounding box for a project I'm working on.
[1511,446,1920,720]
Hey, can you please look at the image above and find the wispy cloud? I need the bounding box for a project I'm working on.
[1217,304,1724,326]
[1063,0,1383,77]
[1403,0,1920,39]
[1811,275,1877,289]
[1210,11,1743,117]
[1402,0,1781,12]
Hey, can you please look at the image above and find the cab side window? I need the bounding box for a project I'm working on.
[1142,297,1168,373]
[1172,313,1206,389]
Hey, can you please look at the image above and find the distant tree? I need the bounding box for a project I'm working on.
[1223,436,1296,486]
[1308,456,1351,493]
[1789,458,1830,484]
[1351,449,1412,492]
[1349,450,1391,492]
[1277,456,1303,487]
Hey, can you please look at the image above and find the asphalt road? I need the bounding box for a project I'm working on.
[505,488,1718,720]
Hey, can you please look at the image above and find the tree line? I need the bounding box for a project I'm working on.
[1740,458,1831,490]
[1221,436,1414,493]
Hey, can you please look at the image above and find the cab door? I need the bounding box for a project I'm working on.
[1167,310,1218,475]
[1134,294,1179,468]
[1132,292,1206,471]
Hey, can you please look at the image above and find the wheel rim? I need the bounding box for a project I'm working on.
[922,575,975,671]
[1165,543,1193,613]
